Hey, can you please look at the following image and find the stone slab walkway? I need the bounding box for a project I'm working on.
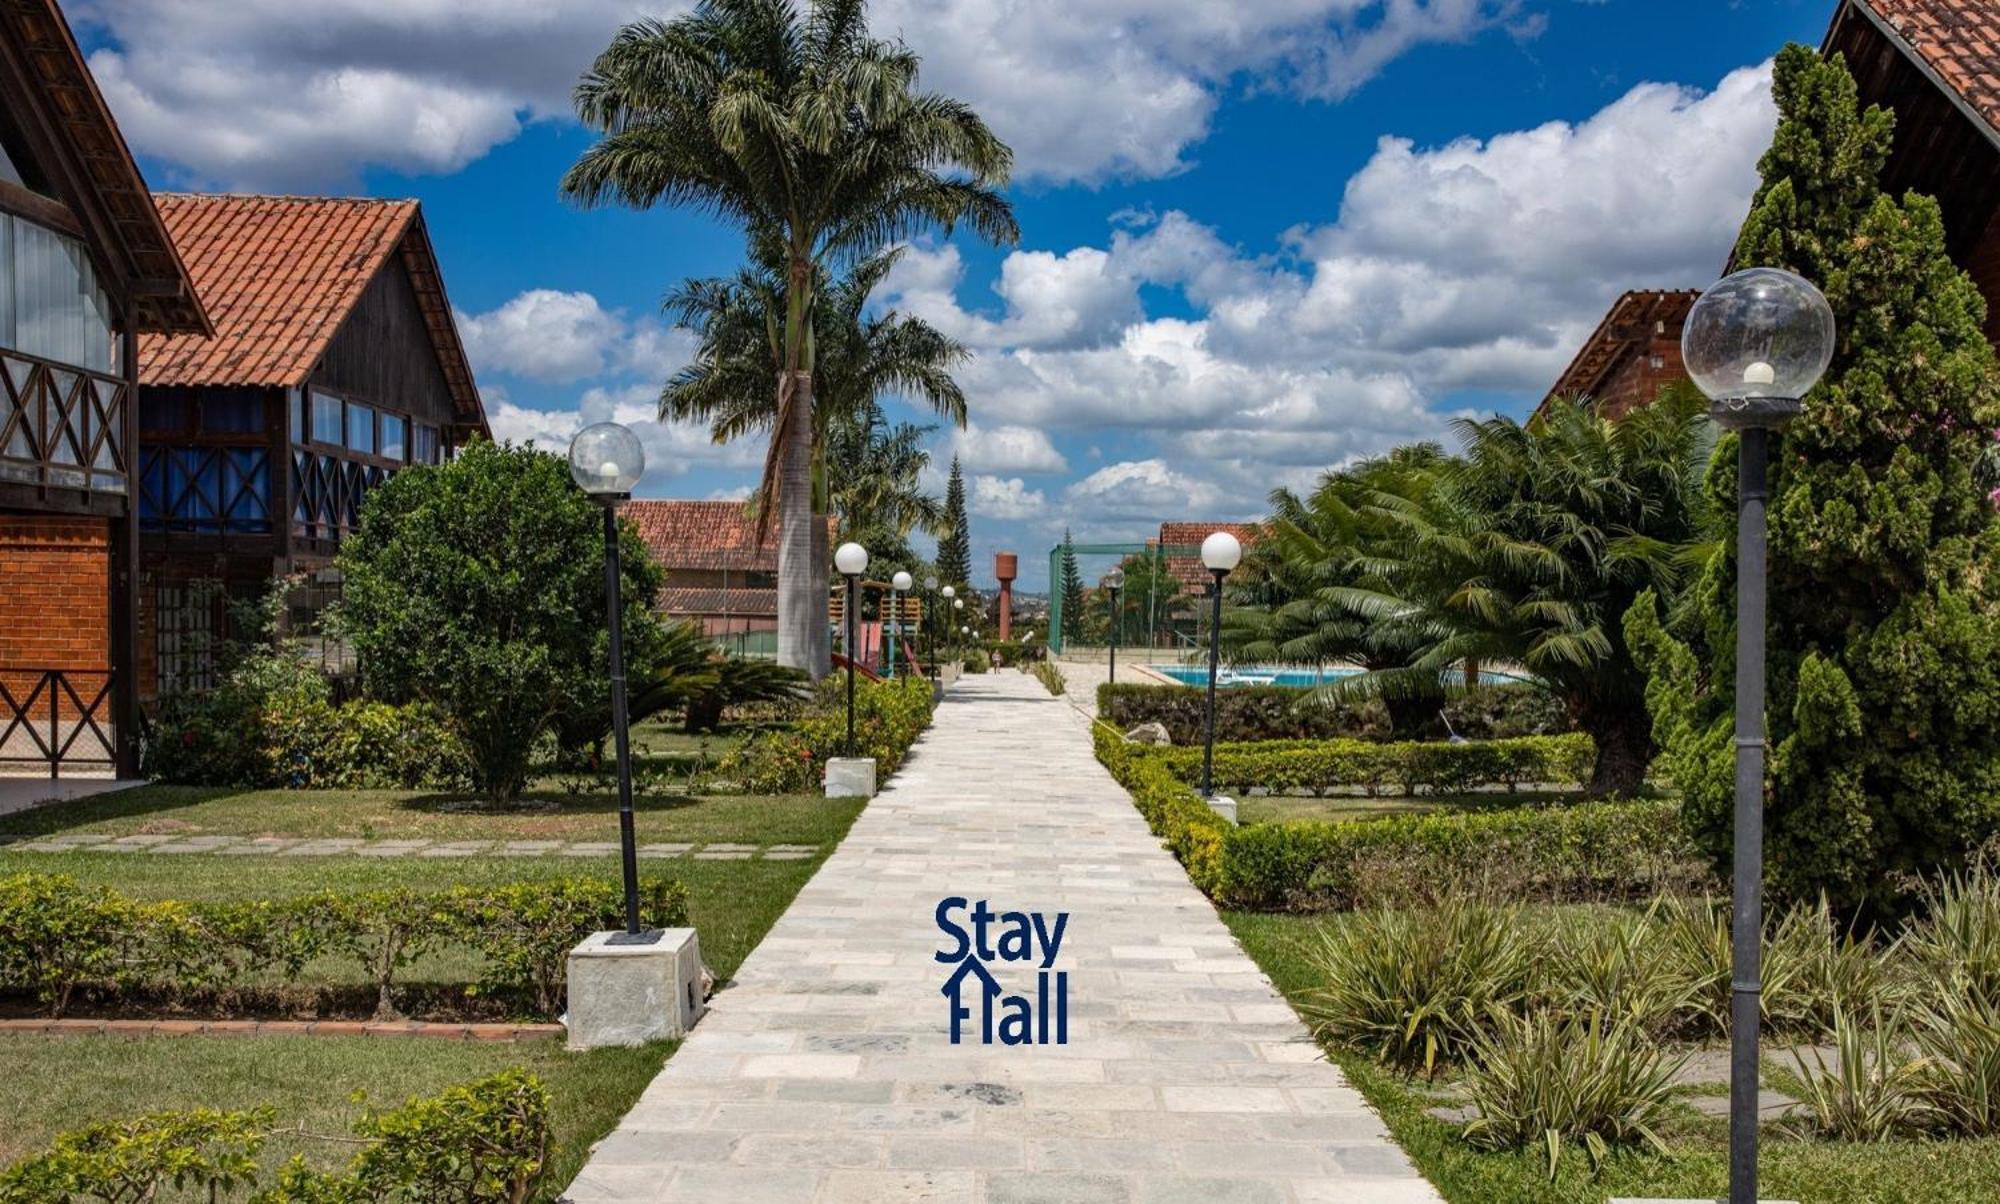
[562,671,1441,1204]
[0,833,821,861]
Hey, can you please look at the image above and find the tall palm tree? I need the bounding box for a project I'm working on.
[661,246,969,665]
[563,0,1016,677]
[1315,389,1714,794]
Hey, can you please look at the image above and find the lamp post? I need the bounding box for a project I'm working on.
[1198,532,1242,798]
[568,422,650,943]
[1682,267,1835,1204]
[835,542,869,757]
[926,575,941,672]
[1103,567,1125,685]
[890,570,913,679]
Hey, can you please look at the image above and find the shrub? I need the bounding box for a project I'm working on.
[1461,1010,1682,1178]
[150,694,471,792]
[1912,978,2000,1138]
[719,676,935,794]
[1030,660,1065,696]
[1138,733,1595,798]
[1904,856,2000,1002]
[1098,681,1569,744]
[1301,899,1542,1077]
[1547,907,1695,1036]
[0,873,134,1018]
[1092,725,1231,895]
[1787,1004,1933,1143]
[258,1070,551,1204]
[0,1107,271,1204]
[453,878,689,1016]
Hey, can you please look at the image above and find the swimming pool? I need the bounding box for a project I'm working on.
[1153,664,1532,689]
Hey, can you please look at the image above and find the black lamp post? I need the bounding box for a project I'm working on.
[924,575,940,674]
[1198,531,1242,798]
[1103,567,1125,685]
[1682,266,1835,1204]
[890,570,912,679]
[568,422,653,944]
[835,541,869,757]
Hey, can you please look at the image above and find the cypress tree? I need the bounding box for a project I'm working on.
[1627,45,2000,909]
[936,455,971,586]
[1059,528,1086,643]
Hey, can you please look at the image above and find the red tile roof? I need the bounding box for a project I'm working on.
[627,500,835,573]
[1157,522,1262,593]
[659,587,778,618]
[139,194,484,431]
[1852,0,2000,138]
[0,0,207,334]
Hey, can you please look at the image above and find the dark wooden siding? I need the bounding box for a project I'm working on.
[311,251,458,426]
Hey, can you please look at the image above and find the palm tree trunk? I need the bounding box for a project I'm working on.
[809,508,831,676]
[776,370,823,678]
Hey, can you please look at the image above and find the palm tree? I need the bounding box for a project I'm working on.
[563,0,1016,677]
[1313,389,1714,794]
[825,399,943,563]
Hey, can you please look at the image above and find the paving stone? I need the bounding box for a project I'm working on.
[558,674,1440,1203]
[1686,1089,1801,1118]
[560,842,622,857]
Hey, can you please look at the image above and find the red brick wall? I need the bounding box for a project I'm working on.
[0,513,110,685]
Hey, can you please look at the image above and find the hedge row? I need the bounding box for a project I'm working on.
[717,675,935,793]
[1098,681,1570,744]
[1143,733,1595,797]
[1092,725,1708,912]
[0,873,687,1020]
[0,1069,551,1204]
[149,696,472,792]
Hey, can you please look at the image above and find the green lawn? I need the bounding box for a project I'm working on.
[1235,790,1576,825]
[0,1033,671,1201]
[1224,909,2000,1203]
[0,784,853,848]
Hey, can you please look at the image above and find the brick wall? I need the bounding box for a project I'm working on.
[0,513,110,673]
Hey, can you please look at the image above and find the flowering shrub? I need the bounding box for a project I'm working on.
[718,676,935,793]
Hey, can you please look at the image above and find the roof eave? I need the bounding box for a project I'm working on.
[1838,0,2000,154]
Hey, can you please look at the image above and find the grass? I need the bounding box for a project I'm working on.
[0,1032,672,1201]
[1235,790,1576,825]
[1223,908,2000,1203]
[0,784,854,848]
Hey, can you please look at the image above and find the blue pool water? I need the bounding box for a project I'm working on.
[1154,665,1531,689]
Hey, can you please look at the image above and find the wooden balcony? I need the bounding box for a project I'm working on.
[0,345,130,516]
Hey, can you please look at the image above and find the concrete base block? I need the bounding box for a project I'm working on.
[565,928,704,1050]
[825,757,877,799]
[1205,795,1238,824]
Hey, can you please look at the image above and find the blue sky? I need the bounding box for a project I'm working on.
[75,0,1831,590]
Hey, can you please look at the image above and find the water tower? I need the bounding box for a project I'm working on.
[994,552,1017,640]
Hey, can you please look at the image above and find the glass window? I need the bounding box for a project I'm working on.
[312,392,342,444]
[379,413,406,461]
[0,212,114,372]
[346,403,374,454]
[289,390,303,443]
[413,424,440,465]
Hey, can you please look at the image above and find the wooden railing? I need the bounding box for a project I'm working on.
[0,347,129,497]
[0,668,115,778]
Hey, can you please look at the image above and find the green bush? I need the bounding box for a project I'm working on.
[1030,660,1065,696]
[1091,726,1704,912]
[257,1070,551,1203]
[1139,733,1594,798]
[1462,1010,1682,1177]
[0,874,688,1021]
[0,1107,271,1204]
[719,676,935,794]
[149,694,471,792]
[1097,681,1569,744]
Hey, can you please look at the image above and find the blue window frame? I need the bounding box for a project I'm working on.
[345,403,374,454]
[311,392,342,444]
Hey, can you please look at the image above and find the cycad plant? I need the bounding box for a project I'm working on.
[565,0,1016,676]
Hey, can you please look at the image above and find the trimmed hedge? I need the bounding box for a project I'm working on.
[1098,681,1570,744]
[0,873,687,1020]
[1092,725,1707,912]
[717,675,935,793]
[1143,733,1595,797]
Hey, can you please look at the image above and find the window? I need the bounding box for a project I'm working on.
[413,424,440,465]
[289,391,303,443]
[379,413,406,461]
[312,392,342,444]
[345,402,374,454]
[0,212,115,372]
[155,581,222,696]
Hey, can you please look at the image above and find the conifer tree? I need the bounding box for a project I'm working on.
[936,456,971,587]
[1627,45,2000,908]
[1059,529,1086,643]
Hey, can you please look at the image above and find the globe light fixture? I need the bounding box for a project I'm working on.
[889,571,914,679]
[1103,567,1127,685]
[1684,266,1835,1204]
[1199,531,1242,798]
[568,422,645,498]
[924,576,941,674]
[567,421,650,942]
[835,542,868,755]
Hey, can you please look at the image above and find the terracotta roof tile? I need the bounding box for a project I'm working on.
[1860,0,2000,137]
[138,194,485,432]
[659,587,779,617]
[627,500,835,573]
[1156,521,1262,593]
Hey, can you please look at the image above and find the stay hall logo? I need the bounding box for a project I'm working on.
[934,897,1069,1046]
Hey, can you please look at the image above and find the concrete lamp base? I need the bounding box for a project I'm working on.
[564,928,704,1050]
[825,757,877,799]
[1204,795,1239,825]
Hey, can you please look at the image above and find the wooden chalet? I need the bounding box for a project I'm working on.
[0,0,209,775]
[1537,290,1699,419]
[625,500,834,645]
[135,195,487,701]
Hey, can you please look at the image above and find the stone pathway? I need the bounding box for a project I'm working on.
[0,833,822,861]
[562,671,1440,1204]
